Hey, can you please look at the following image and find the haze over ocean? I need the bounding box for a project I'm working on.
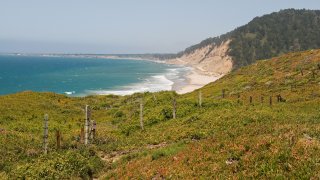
[1,1,319,54]
[0,55,189,96]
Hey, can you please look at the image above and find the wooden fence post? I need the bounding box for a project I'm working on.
[237,94,240,104]
[222,89,225,98]
[198,91,202,107]
[269,96,272,106]
[172,98,176,119]
[250,96,253,104]
[43,114,49,154]
[56,130,61,149]
[300,68,304,76]
[80,127,84,143]
[140,98,144,130]
[85,105,91,145]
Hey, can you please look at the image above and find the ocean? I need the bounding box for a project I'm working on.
[0,55,190,96]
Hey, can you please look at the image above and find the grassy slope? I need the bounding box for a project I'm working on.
[0,49,320,179]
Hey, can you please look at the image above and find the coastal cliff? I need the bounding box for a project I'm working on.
[168,40,233,76]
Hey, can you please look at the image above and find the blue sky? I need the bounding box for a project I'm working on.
[0,0,319,54]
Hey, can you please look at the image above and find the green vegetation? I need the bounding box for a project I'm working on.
[176,9,320,69]
[1,49,320,179]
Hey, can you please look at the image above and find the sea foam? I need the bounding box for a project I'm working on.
[87,66,189,96]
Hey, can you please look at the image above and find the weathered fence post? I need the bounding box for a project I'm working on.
[140,98,144,130]
[222,89,225,98]
[249,96,253,104]
[85,105,91,145]
[198,91,202,107]
[237,94,240,104]
[80,127,84,143]
[56,130,61,149]
[269,96,272,106]
[172,98,176,119]
[43,114,49,154]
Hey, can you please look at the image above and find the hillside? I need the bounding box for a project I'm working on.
[1,49,320,179]
[168,9,320,75]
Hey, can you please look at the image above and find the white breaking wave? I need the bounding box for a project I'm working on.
[86,66,190,96]
[65,91,75,95]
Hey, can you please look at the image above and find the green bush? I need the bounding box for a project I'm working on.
[11,149,103,179]
[160,107,173,120]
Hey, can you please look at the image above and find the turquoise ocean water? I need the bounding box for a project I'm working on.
[0,55,190,96]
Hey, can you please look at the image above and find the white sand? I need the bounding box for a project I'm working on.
[175,69,222,94]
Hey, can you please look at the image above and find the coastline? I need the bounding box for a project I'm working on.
[98,56,225,95]
[96,55,223,95]
[1,54,224,96]
[172,67,223,94]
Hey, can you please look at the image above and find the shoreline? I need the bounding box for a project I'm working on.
[93,56,223,95]
[172,67,223,94]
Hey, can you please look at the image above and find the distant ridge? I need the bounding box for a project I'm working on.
[168,9,320,72]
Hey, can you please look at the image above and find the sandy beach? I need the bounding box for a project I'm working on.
[173,68,223,94]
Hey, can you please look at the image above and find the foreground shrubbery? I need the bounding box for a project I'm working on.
[11,148,103,179]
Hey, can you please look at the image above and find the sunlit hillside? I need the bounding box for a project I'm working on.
[1,49,320,179]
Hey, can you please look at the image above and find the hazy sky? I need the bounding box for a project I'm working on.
[0,0,319,54]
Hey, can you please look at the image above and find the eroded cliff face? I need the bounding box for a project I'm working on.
[168,40,233,76]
